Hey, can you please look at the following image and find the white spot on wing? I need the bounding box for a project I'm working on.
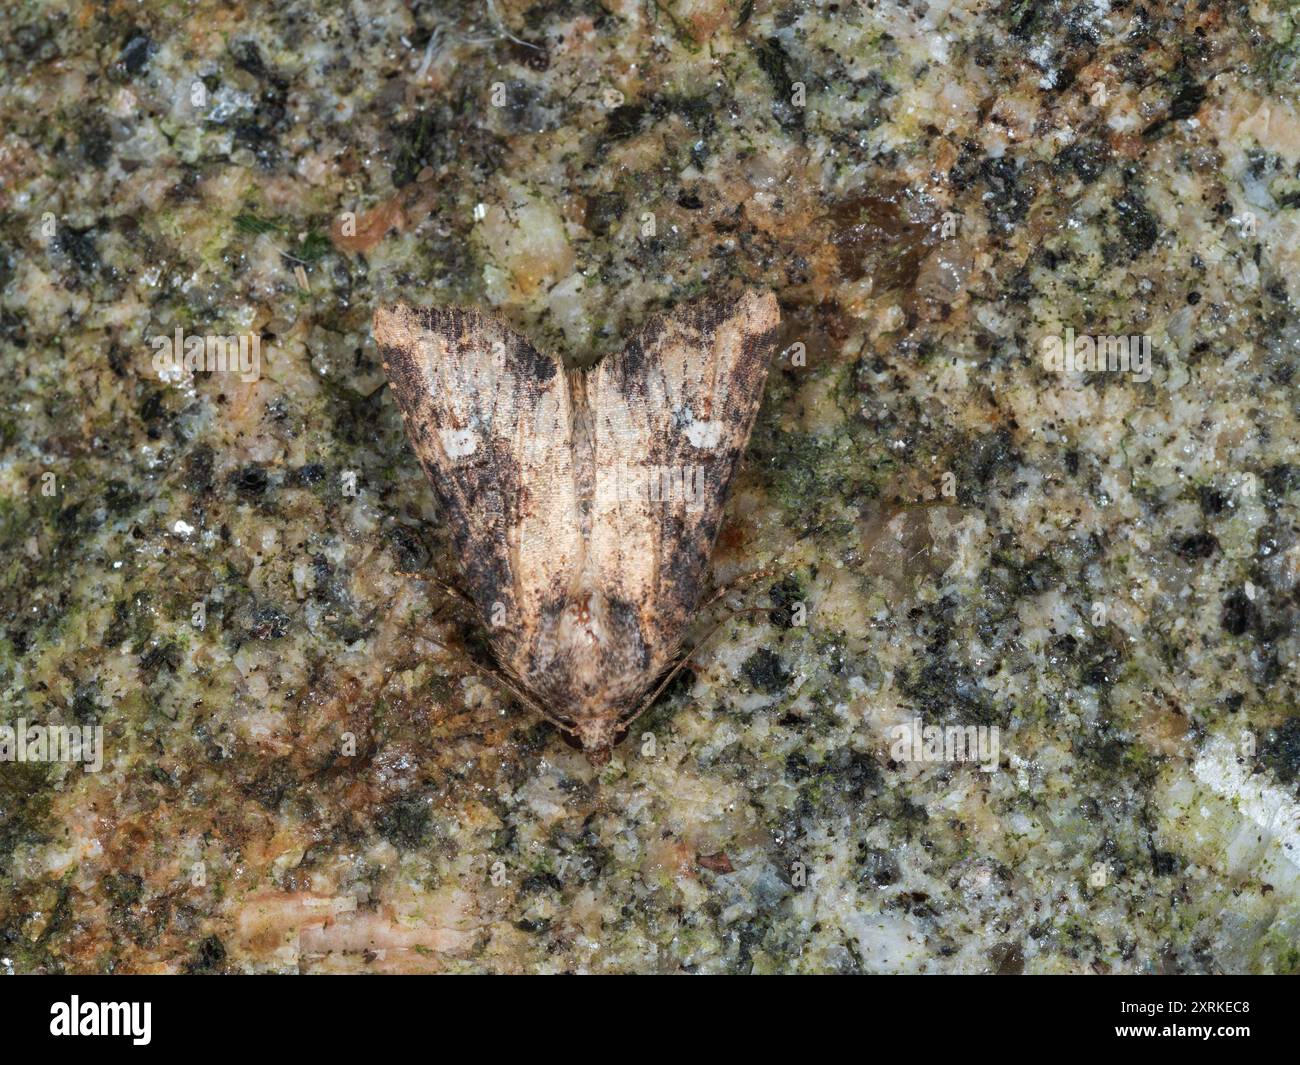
[440,427,477,458]
[684,417,721,449]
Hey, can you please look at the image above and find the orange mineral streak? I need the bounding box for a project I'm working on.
[330,182,438,255]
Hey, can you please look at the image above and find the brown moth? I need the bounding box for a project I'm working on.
[373,288,780,763]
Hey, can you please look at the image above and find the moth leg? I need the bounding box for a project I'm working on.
[392,567,477,613]
[699,567,778,613]
[622,605,772,730]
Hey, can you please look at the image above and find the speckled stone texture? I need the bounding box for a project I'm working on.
[1,0,1299,973]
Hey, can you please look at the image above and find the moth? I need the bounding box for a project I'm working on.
[373,288,780,763]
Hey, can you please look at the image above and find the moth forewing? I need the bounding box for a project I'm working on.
[374,289,781,761]
[374,302,583,665]
[587,289,779,664]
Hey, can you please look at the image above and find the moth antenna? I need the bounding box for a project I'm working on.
[621,605,772,730]
[464,659,587,743]
[475,661,549,718]
[393,621,553,723]
[394,599,586,742]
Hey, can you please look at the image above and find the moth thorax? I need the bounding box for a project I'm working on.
[558,586,610,649]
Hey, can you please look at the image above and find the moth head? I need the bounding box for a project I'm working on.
[572,716,619,765]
